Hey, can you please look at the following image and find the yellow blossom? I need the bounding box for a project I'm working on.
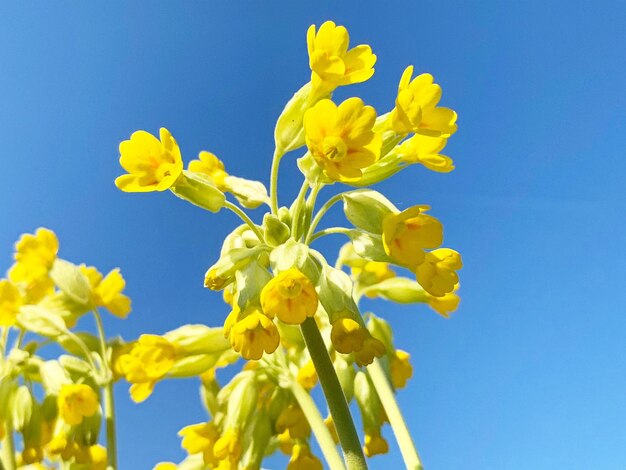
[213,427,242,463]
[353,336,386,366]
[179,422,220,466]
[416,248,462,297]
[260,269,318,325]
[8,228,57,301]
[364,429,389,457]
[153,463,178,470]
[304,98,382,182]
[117,335,179,402]
[20,446,43,464]
[86,445,107,470]
[276,405,310,439]
[188,151,228,189]
[390,350,413,389]
[307,21,376,97]
[390,66,458,137]
[0,279,21,326]
[330,318,367,354]
[115,128,183,192]
[57,384,99,426]
[80,265,131,318]
[287,444,323,470]
[296,360,318,389]
[324,415,339,444]
[228,309,280,360]
[352,261,395,289]
[382,206,443,269]
[396,133,455,173]
[427,285,461,318]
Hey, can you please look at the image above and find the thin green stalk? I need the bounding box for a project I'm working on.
[93,310,117,470]
[300,318,368,470]
[269,149,284,214]
[309,227,352,243]
[367,359,423,470]
[224,201,264,241]
[1,410,17,470]
[290,180,310,240]
[305,192,344,244]
[290,381,346,470]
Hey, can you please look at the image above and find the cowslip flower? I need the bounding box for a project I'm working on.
[276,405,311,439]
[115,128,183,192]
[228,308,280,360]
[416,248,462,297]
[427,285,461,318]
[353,335,386,366]
[382,206,443,269]
[213,427,242,464]
[390,350,413,389]
[117,335,179,402]
[80,265,131,318]
[296,360,318,389]
[396,133,455,173]
[0,280,21,326]
[390,66,458,137]
[330,318,367,354]
[351,261,395,289]
[287,444,323,470]
[179,422,220,467]
[9,228,58,301]
[260,269,318,325]
[304,98,381,181]
[57,384,99,426]
[188,151,228,189]
[307,21,376,97]
[364,428,389,457]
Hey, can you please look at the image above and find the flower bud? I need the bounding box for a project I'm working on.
[170,170,226,213]
[274,83,312,155]
[342,189,397,234]
[263,213,290,247]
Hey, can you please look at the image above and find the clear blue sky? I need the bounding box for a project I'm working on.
[1,1,625,469]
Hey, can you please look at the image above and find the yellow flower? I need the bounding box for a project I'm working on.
[276,405,310,439]
[20,446,43,464]
[153,463,178,470]
[307,21,376,97]
[87,445,108,470]
[416,248,462,297]
[8,228,58,301]
[330,318,367,354]
[396,133,455,173]
[213,427,242,463]
[188,151,228,189]
[324,415,339,444]
[287,444,323,470]
[115,128,183,192]
[57,384,99,426]
[390,66,458,137]
[427,285,460,318]
[382,206,443,269]
[390,349,413,389]
[364,429,389,457]
[179,422,220,466]
[296,360,318,389]
[117,335,179,402]
[352,261,395,289]
[80,265,131,318]
[353,336,386,367]
[260,269,318,325]
[0,279,21,326]
[228,309,280,360]
[304,98,382,182]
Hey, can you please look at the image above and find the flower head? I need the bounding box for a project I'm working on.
[416,248,462,297]
[80,265,131,318]
[260,269,318,325]
[390,66,458,137]
[352,261,395,289]
[115,128,183,192]
[396,134,455,173]
[276,405,311,439]
[382,206,443,269]
[188,151,228,189]
[0,280,21,326]
[307,21,376,97]
[213,427,242,463]
[364,429,389,457]
[57,384,99,426]
[228,309,280,360]
[353,336,386,366]
[179,422,220,466]
[296,360,318,390]
[390,349,413,389]
[9,228,58,301]
[287,444,323,470]
[330,318,367,354]
[427,285,461,318]
[304,98,381,181]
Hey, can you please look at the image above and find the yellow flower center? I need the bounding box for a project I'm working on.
[322,136,347,161]
[277,277,303,298]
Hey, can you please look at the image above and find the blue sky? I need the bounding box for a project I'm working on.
[1,1,625,469]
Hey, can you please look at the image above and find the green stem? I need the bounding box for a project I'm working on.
[309,227,352,243]
[300,318,368,470]
[224,201,264,241]
[290,180,310,240]
[1,409,17,470]
[290,381,346,470]
[305,192,343,244]
[367,359,423,470]
[93,310,117,470]
[269,149,284,214]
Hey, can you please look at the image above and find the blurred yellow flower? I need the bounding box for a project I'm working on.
[260,269,318,325]
[179,422,220,466]
[0,279,21,326]
[115,128,183,192]
[416,248,462,297]
[287,444,323,470]
[213,427,242,463]
[390,349,413,389]
[364,429,389,457]
[57,384,99,426]
[307,20,376,97]
[382,206,443,269]
[296,360,318,389]
[276,405,310,439]
[80,265,131,318]
[188,151,228,189]
[304,98,381,181]
[352,261,395,290]
[330,318,367,354]
[353,336,386,366]
[390,66,458,137]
